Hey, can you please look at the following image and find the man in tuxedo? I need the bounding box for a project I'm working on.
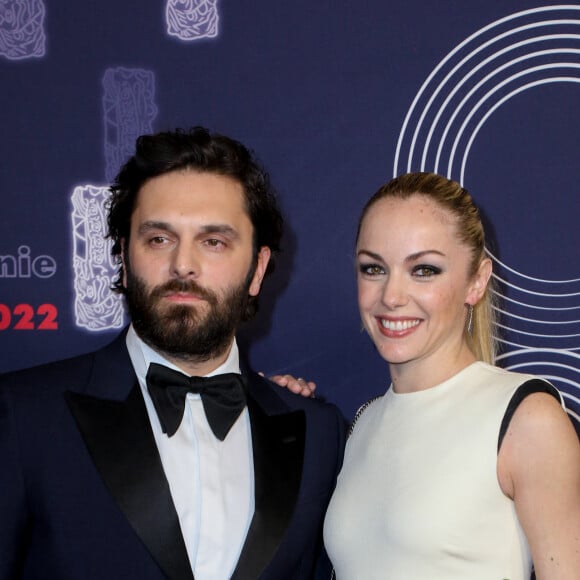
[0,127,346,579]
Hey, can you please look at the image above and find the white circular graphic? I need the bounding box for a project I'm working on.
[394,5,580,425]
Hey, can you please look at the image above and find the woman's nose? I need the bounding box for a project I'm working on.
[381,274,408,308]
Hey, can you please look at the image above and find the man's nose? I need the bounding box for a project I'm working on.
[171,243,200,278]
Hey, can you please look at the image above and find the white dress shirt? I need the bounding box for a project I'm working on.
[126,325,254,580]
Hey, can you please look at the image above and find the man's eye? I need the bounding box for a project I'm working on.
[413,265,441,277]
[149,236,168,245]
[204,238,226,248]
[359,263,384,276]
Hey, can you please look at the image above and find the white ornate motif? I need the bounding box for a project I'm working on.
[71,185,125,332]
[103,67,158,182]
[165,0,219,41]
[0,0,46,60]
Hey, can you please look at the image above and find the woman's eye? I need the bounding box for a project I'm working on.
[413,265,441,277]
[359,263,384,276]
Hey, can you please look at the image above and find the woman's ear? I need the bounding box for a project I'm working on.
[466,257,492,305]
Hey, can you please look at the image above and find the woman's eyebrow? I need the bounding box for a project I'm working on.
[405,249,445,262]
[356,249,384,261]
[356,249,445,262]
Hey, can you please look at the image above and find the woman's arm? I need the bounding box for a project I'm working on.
[498,392,580,579]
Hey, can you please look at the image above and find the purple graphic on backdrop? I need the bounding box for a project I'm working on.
[71,67,158,332]
[71,185,124,332]
[394,5,580,426]
[0,0,46,60]
[165,0,219,41]
[103,67,158,183]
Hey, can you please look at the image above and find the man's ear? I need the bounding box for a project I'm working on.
[466,257,492,305]
[249,247,271,297]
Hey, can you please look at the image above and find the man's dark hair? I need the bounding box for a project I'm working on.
[107,126,283,320]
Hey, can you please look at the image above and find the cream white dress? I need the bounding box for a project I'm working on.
[324,362,561,580]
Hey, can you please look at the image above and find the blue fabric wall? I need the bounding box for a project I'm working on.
[1,1,579,432]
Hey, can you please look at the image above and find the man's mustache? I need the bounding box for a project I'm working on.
[150,279,217,304]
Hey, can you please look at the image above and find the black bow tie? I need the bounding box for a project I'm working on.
[146,363,247,440]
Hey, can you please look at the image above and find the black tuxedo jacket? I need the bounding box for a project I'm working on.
[0,334,346,579]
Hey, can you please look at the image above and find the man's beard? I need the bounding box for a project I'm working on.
[124,267,253,365]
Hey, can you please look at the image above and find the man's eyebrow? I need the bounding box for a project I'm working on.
[136,222,240,239]
[137,221,173,235]
[198,224,239,238]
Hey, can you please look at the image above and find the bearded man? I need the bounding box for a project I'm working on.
[0,127,345,580]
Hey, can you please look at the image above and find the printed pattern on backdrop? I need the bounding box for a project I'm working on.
[71,185,124,331]
[0,0,46,60]
[165,0,219,41]
[103,68,159,183]
[394,5,580,424]
[71,67,158,332]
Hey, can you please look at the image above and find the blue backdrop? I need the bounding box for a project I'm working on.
[1,1,579,434]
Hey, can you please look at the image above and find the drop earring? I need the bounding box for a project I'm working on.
[466,304,474,336]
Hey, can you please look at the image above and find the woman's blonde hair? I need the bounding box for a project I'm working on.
[356,172,498,363]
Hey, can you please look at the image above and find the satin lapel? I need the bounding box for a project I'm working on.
[231,392,306,580]
[65,384,194,580]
